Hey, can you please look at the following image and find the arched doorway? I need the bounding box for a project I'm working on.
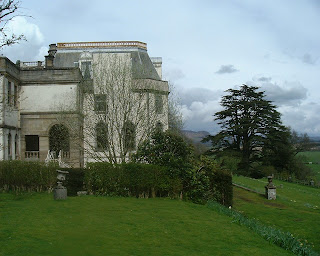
[49,124,70,158]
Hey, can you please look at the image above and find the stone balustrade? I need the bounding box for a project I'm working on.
[57,41,147,50]
[25,151,39,159]
[20,61,44,68]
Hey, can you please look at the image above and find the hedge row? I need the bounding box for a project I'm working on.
[85,162,233,206]
[0,161,57,192]
[85,163,182,198]
[0,160,233,206]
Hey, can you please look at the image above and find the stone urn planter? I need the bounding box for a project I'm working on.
[53,170,69,200]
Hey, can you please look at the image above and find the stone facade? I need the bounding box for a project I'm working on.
[0,41,169,167]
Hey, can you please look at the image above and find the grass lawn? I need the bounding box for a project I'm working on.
[298,151,320,180]
[0,193,294,256]
[233,175,320,252]
[298,151,320,163]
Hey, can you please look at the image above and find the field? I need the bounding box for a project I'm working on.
[298,151,320,180]
[233,175,320,253]
[0,193,294,256]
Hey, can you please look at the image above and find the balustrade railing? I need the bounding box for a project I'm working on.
[61,151,70,159]
[57,41,147,50]
[25,151,39,159]
[20,61,44,68]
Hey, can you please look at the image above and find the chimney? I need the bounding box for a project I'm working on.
[45,44,57,68]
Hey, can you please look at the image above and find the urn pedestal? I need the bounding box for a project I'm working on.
[265,176,276,200]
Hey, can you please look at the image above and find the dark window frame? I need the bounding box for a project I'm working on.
[123,122,136,151]
[94,94,107,112]
[155,94,163,114]
[96,122,108,151]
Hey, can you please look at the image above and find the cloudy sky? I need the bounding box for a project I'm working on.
[2,0,320,136]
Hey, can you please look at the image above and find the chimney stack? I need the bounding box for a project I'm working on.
[45,44,57,68]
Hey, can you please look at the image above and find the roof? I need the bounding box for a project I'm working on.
[53,41,161,81]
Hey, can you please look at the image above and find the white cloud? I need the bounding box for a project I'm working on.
[163,67,185,82]
[8,17,44,44]
[1,17,46,61]
[35,46,49,61]
[180,99,222,134]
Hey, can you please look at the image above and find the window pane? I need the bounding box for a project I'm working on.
[94,94,106,112]
[96,122,108,150]
[124,122,135,151]
[155,94,163,114]
[7,81,11,104]
[25,135,39,151]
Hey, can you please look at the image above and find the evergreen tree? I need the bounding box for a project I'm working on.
[205,84,287,175]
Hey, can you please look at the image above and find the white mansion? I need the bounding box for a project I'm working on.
[0,41,169,167]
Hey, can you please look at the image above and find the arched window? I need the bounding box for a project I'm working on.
[49,124,70,157]
[123,121,135,151]
[96,122,108,151]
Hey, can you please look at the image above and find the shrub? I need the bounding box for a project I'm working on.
[186,157,233,206]
[133,130,194,177]
[0,161,57,192]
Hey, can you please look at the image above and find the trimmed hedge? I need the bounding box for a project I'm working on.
[0,161,57,192]
[85,162,182,198]
[0,160,232,206]
[85,162,232,206]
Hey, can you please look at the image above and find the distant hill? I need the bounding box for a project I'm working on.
[310,136,320,143]
[182,130,210,144]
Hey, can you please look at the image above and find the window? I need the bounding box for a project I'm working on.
[25,135,39,152]
[8,133,11,159]
[155,94,163,114]
[14,85,18,107]
[123,122,135,151]
[15,134,19,157]
[96,122,108,150]
[81,61,92,79]
[7,81,11,105]
[49,124,70,157]
[94,94,107,112]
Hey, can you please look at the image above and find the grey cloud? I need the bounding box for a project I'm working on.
[215,65,238,74]
[262,82,307,106]
[247,80,308,106]
[181,100,222,135]
[301,53,317,65]
[257,76,272,82]
[279,102,320,136]
[179,87,222,107]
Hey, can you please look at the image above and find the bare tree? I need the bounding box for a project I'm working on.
[168,82,183,134]
[58,53,169,164]
[0,0,26,48]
